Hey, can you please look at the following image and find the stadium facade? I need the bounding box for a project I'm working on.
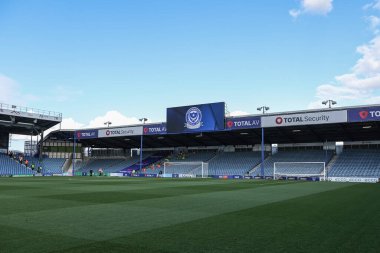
[1,102,380,183]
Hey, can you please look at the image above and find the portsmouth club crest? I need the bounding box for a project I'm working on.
[185,107,203,129]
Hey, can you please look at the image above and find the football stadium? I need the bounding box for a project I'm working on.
[0,102,379,252]
[2,1,380,252]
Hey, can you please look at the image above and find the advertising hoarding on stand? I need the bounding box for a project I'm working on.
[225,116,261,130]
[98,126,143,138]
[348,106,380,122]
[262,110,347,127]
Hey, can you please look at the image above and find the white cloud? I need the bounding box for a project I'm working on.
[364,2,380,33]
[289,9,302,19]
[41,117,85,139]
[364,0,380,10]
[10,110,152,152]
[86,110,146,128]
[316,83,367,100]
[0,74,17,104]
[364,95,380,103]
[290,0,333,18]
[310,35,380,107]
[11,135,36,141]
[375,0,380,9]
[41,110,148,138]
[353,36,380,75]
[61,118,85,129]
[0,76,140,150]
[0,74,38,106]
[229,110,250,116]
[367,15,380,33]
[0,75,82,106]
[302,0,333,14]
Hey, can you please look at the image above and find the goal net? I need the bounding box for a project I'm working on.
[163,162,208,178]
[273,162,326,181]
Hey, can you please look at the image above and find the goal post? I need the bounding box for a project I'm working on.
[273,162,326,181]
[163,161,208,178]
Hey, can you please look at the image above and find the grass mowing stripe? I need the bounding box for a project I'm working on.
[0,181,352,242]
[0,224,95,253]
[104,183,380,253]
[39,180,299,204]
[0,180,298,216]
[0,195,104,215]
[0,177,375,253]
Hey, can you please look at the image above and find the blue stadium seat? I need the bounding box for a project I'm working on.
[250,150,333,177]
[208,151,262,176]
[0,153,35,175]
[329,149,380,178]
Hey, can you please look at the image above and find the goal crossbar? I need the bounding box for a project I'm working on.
[163,161,208,178]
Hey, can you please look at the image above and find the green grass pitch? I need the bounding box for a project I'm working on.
[0,177,379,253]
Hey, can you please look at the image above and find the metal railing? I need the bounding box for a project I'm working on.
[0,102,62,119]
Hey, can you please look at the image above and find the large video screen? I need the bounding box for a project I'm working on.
[167,102,225,133]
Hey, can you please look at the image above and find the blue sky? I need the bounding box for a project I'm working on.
[1,0,380,138]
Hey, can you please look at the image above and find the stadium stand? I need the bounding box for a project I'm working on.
[106,158,141,173]
[328,149,380,178]
[161,151,217,175]
[208,151,263,176]
[24,156,66,174]
[76,158,125,173]
[250,150,333,177]
[25,156,66,174]
[70,148,380,178]
[77,152,156,174]
[41,158,66,174]
[0,153,34,175]
[123,152,169,173]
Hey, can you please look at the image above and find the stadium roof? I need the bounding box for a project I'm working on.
[0,103,62,135]
[44,104,380,148]
[45,122,380,148]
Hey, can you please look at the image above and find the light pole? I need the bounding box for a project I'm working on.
[73,131,76,177]
[104,121,112,156]
[322,100,337,108]
[257,106,270,178]
[139,118,148,171]
[321,99,336,179]
[104,121,112,128]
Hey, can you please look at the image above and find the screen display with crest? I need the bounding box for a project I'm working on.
[166,102,225,133]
